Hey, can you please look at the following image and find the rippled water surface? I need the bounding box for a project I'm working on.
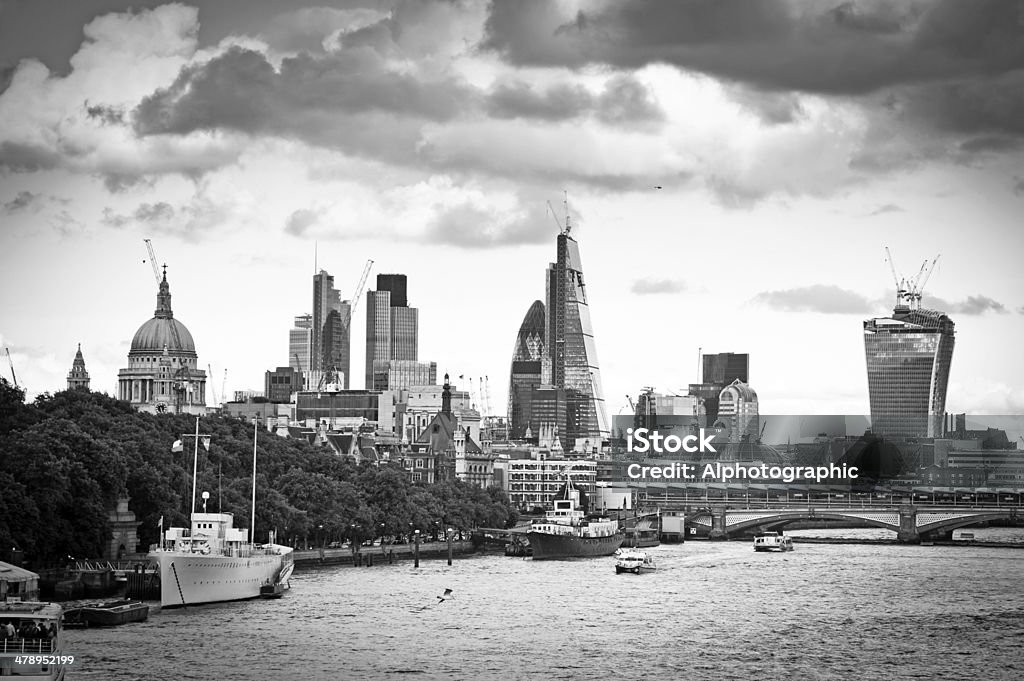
[67,533,1024,680]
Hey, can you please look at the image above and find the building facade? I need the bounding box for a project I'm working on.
[715,379,759,443]
[508,300,545,440]
[289,313,312,382]
[370,359,436,391]
[311,270,352,389]
[543,230,609,444]
[67,343,90,390]
[365,274,419,389]
[117,268,207,414]
[264,366,304,403]
[864,305,955,438]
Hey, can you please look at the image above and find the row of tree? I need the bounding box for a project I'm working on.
[0,380,517,567]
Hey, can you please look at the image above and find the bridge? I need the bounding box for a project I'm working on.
[684,505,1023,543]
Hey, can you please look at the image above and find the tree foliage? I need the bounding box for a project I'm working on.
[0,382,516,567]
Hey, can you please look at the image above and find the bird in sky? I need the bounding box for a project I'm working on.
[437,588,454,603]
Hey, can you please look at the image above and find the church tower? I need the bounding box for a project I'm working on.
[67,343,91,390]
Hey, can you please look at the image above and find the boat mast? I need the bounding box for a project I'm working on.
[251,419,257,543]
[190,416,199,515]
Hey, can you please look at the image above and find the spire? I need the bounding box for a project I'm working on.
[441,373,452,416]
[67,343,90,390]
[155,265,173,319]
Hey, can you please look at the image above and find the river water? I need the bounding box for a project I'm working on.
[66,530,1024,680]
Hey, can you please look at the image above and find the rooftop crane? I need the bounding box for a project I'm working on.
[4,347,17,387]
[884,246,907,308]
[208,364,218,405]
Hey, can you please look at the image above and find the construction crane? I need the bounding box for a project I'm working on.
[4,348,17,387]
[221,369,228,405]
[884,246,907,308]
[759,420,767,443]
[884,247,940,310]
[625,394,635,412]
[208,364,218,404]
[546,191,573,236]
[143,239,161,284]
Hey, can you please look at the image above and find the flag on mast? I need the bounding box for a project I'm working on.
[171,439,183,453]
[201,436,211,451]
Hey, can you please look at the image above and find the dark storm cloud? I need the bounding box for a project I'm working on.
[928,294,1009,314]
[727,88,805,125]
[483,0,1024,95]
[0,141,61,171]
[133,45,472,138]
[484,74,662,123]
[486,80,594,120]
[85,102,125,126]
[752,285,874,314]
[631,278,686,295]
[2,190,39,213]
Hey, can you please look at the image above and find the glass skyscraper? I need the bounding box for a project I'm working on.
[508,300,545,439]
[365,273,420,389]
[864,305,955,439]
[311,270,352,389]
[545,231,609,443]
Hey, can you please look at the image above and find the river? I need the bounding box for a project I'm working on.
[65,530,1024,680]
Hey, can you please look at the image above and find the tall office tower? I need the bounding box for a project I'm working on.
[311,270,352,388]
[864,303,955,439]
[365,273,419,389]
[544,228,609,444]
[690,352,750,423]
[508,300,545,439]
[289,314,312,373]
[703,353,749,385]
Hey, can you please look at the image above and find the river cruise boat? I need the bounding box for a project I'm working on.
[614,549,657,574]
[528,478,624,560]
[0,601,71,680]
[753,532,794,552]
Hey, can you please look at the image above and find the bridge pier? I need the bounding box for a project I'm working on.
[897,505,919,543]
[709,507,728,540]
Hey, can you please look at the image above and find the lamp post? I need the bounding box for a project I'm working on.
[414,529,420,568]
[447,527,453,566]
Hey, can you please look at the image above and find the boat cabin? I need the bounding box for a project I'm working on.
[0,563,39,603]
[160,512,252,556]
[0,602,64,676]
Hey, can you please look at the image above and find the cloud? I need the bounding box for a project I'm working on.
[483,0,1024,95]
[868,203,904,216]
[281,177,556,249]
[927,294,1009,315]
[752,284,874,314]
[1014,177,1024,196]
[631,278,686,295]
[484,74,662,124]
[284,208,320,236]
[2,190,40,213]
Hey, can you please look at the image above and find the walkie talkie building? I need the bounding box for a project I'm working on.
[864,306,955,439]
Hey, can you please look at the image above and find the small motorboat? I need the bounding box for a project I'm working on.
[614,549,657,574]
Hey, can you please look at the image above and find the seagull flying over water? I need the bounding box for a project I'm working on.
[437,588,453,604]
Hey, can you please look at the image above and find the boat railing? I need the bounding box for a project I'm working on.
[0,639,57,654]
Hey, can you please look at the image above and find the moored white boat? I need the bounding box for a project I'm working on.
[148,418,294,607]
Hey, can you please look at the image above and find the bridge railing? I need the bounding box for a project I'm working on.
[637,492,1024,511]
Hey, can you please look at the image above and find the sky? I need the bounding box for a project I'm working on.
[1,0,1023,421]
